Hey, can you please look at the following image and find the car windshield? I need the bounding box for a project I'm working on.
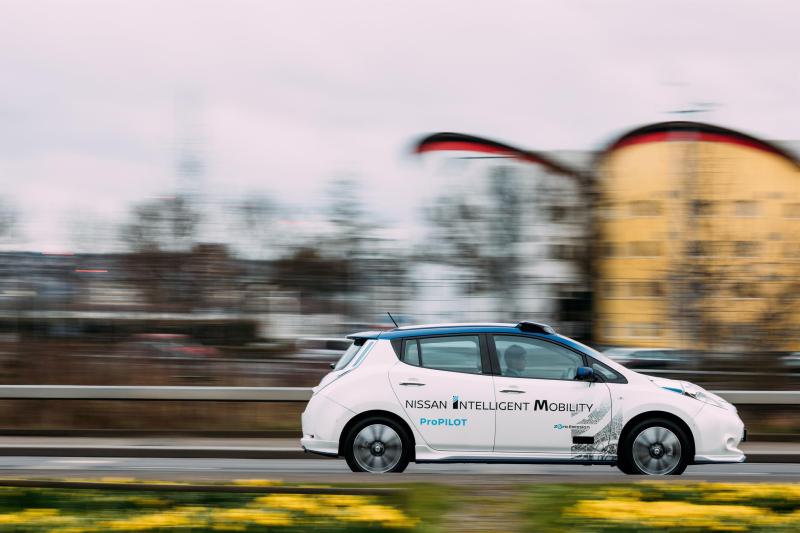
[332,340,362,370]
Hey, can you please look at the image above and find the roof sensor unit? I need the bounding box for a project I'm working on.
[516,321,556,335]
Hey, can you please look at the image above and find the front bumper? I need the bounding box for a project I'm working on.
[694,453,746,464]
[692,405,746,464]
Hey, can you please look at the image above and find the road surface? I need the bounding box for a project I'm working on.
[1,456,799,484]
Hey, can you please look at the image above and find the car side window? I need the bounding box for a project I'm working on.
[493,335,583,380]
[589,359,627,383]
[417,335,483,375]
[404,340,420,366]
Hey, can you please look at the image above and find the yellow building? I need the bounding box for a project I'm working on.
[595,121,800,352]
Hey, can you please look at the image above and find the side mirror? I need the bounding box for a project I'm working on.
[329,362,336,369]
[575,366,595,381]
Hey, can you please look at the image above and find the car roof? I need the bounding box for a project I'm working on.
[346,322,603,358]
[346,322,551,340]
[380,323,514,339]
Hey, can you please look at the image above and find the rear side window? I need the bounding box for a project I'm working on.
[404,340,420,366]
[332,339,362,370]
[415,335,483,375]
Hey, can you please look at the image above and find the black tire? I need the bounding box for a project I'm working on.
[343,416,412,473]
[617,418,690,475]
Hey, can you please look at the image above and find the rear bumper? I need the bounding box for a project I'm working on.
[300,437,339,457]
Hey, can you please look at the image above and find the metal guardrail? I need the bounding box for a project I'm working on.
[0,386,796,404]
[714,391,800,405]
[0,386,312,402]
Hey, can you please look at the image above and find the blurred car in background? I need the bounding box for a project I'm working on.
[603,347,688,369]
[294,337,352,361]
[781,352,800,370]
[127,334,220,359]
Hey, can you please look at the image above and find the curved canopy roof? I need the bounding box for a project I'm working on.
[600,121,800,168]
[414,132,583,179]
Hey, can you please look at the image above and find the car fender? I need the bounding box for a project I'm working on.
[318,341,424,445]
[610,382,705,445]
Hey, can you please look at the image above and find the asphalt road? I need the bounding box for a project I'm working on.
[1,457,799,484]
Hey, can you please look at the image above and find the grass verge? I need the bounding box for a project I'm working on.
[1,480,800,531]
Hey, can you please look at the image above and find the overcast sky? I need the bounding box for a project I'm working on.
[1,0,799,252]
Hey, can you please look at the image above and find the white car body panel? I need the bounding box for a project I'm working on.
[492,377,612,455]
[301,326,746,469]
[389,362,495,451]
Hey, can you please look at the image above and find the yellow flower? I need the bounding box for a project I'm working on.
[232,478,280,486]
[0,508,71,526]
[253,493,417,528]
[339,503,418,528]
[568,494,800,531]
[256,493,326,514]
[99,506,206,531]
[211,507,293,528]
[99,477,137,484]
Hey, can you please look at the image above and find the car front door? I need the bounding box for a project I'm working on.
[389,334,495,452]
[490,335,614,455]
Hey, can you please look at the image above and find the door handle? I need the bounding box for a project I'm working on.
[500,389,525,394]
[399,381,425,386]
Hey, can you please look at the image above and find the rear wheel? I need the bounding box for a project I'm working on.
[343,417,411,473]
[618,418,689,475]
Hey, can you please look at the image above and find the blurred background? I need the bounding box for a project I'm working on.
[0,0,799,436]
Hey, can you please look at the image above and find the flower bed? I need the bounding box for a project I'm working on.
[0,486,418,532]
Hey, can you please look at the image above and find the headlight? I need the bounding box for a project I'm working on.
[681,381,735,411]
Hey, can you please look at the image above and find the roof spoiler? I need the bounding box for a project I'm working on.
[515,321,556,335]
[346,330,382,341]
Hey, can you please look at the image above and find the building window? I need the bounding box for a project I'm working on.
[783,243,800,259]
[784,203,800,219]
[598,203,618,219]
[733,241,760,258]
[730,283,760,299]
[734,200,759,217]
[629,281,664,298]
[549,205,568,222]
[629,241,662,257]
[687,241,708,257]
[552,243,579,261]
[629,200,662,217]
[601,282,617,298]
[690,200,715,217]
[602,242,618,257]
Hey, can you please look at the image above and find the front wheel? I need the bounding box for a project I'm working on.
[618,418,689,475]
[343,417,411,473]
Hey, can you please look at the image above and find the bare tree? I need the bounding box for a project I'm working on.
[118,195,204,310]
[424,165,525,316]
[121,195,200,253]
[230,193,279,259]
[0,199,20,243]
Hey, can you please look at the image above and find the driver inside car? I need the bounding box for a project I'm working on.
[503,344,527,377]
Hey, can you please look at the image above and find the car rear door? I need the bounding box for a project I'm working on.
[389,334,495,452]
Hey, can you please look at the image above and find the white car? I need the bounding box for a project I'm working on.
[300,322,745,475]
